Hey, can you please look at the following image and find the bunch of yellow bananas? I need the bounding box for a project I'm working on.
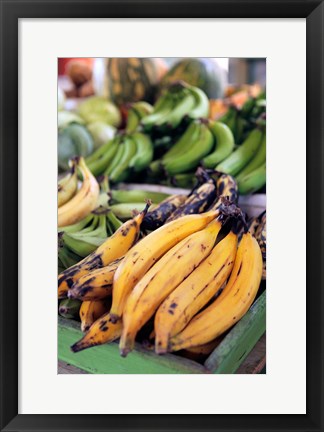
[58,156,100,227]
[63,197,263,358]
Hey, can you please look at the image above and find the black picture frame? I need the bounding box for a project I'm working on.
[1,1,323,431]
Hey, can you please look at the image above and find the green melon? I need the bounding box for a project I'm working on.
[160,58,226,99]
[106,58,166,106]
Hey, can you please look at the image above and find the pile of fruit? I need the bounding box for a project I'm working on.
[58,165,266,360]
[59,80,266,195]
[58,58,266,364]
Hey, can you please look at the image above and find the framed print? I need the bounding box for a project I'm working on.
[1,1,323,431]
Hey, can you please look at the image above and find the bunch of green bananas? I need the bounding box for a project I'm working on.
[108,189,170,220]
[149,119,214,177]
[125,101,153,133]
[58,209,123,266]
[220,92,266,144]
[141,81,209,132]
[215,127,266,195]
[85,131,154,182]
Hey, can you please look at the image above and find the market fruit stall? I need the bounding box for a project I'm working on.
[58,58,266,374]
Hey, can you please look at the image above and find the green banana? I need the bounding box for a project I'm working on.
[58,245,81,269]
[58,213,93,234]
[110,189,169,204]
[141,94,175,130]
[104,139,125,176]
[128,132,154,173]
[163,122,214,175]
[71,214,106,239]
[216,128,263,176]
[187,86,209,119]
[161,90,196,128]
[202,121,235,168]
[125,109,141,134]
[169,173,197,189]
[85,135,119,165]
[238,162,266,195]
[132,101,154,117]
[86,139,118,176]
[61,233,105,257]
[106,210,123,231]
[110,203,146,220]
[241,97,256,119]
[109,136,137,183]
[125,102,153,133]
[236,133,266,181]
[162,121,202,162]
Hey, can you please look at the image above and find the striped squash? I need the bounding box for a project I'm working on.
[105,58,165,106]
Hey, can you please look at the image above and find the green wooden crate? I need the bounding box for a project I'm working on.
[58,291,266,374]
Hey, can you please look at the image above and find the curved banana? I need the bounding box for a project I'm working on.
[187,86,210,119]
[58,202,150,299]
[169,232,262,351]
[166,179,216,221]
[71,312,123,353]
[237,162,266,195]
[109,136,137,183]
[126,101,153,134]
[141,93,175,130]
[104,139,125,176]
[162,90,195,128]
[216,128,263,176]
[163,122,214,175]
[58,157,99,227]
[110,209,219,321]
[80,299,108,332]
[87,138,119,177]
[68,257,123,301]
[58,213,94,234]
[154,230,237,353]
[110,189,169,205]
[236,133,266,181]
[202,121,235,168]
[61,232,105,257]
[58,159,78,207]
[211,173,238,209]
[141,194,187,230]
[162,121,202,163]
[128,132,154,173]
[119,217,226,356]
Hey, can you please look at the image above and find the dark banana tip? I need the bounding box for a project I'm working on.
[71,341,84,353]
[119,347,131,358]
[199,117,210,125]
[142,200,152,215]
[109,314,121,324]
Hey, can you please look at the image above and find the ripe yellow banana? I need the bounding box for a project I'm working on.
[119,217,225,357]
[169,232,262,351]
[71,312,123,352]
[58,157,100,227]
[110,209,219,321]
[154,230,237,354]
[68,257,123,301]
[79,299,108,332]
[58,159,78,208]
[58,203,149,299]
